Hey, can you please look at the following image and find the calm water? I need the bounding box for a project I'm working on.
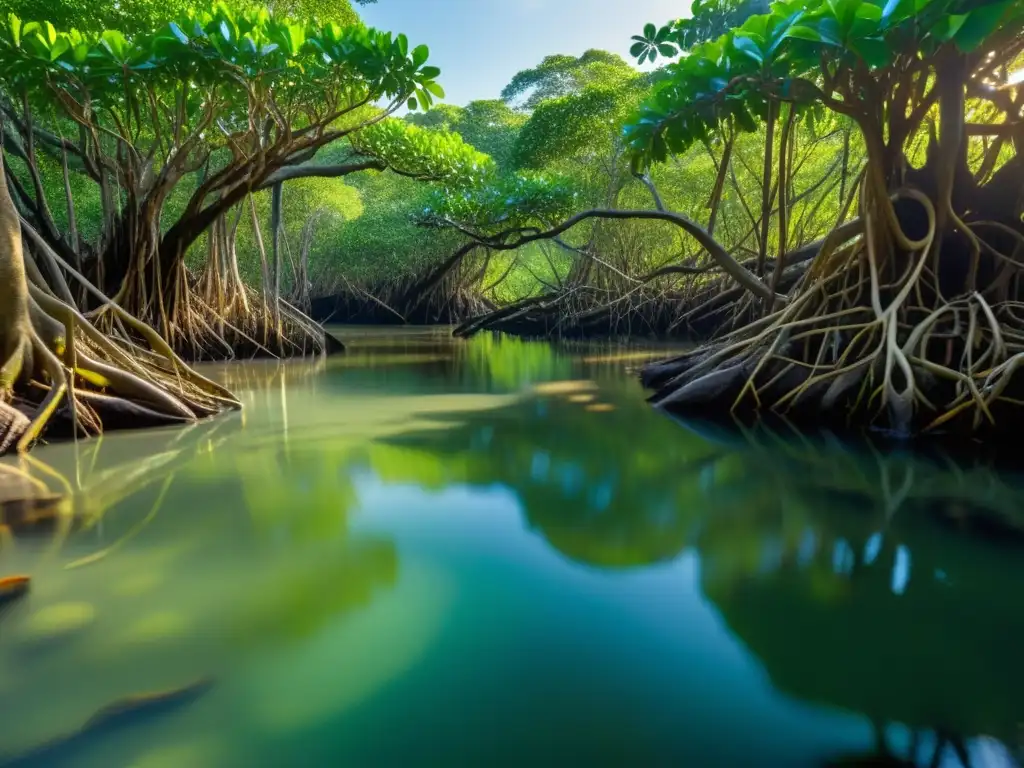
[1,327,1023,767]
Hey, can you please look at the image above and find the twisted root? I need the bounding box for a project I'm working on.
[2,250,240,455]
[645,182,1024,437]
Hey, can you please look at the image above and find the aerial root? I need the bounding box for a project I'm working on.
[646,187,1024,436]
[2,278,244,454]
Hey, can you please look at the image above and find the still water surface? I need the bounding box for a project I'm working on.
[1,327,1023,767]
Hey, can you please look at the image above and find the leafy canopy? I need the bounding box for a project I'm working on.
[406,99,527,169]
[624,0,1024,168]
[420,172,579,235]
[353,119,494,186]
[501,49,638,109]
[0,2,443,118]
[512,74,648,170]
[630,0,769,63]
[2,0,365,35]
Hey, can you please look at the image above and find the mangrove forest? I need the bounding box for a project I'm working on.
[0,0,1023,765]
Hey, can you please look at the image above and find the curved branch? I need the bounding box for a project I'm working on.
[401,241,481,309]
[633,173,665,211]
[448,209,780,303]
[258,160,385,189]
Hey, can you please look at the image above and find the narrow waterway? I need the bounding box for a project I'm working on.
[0,327,1021,767]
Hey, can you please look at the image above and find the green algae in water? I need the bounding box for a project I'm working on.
[0,327,1023,767]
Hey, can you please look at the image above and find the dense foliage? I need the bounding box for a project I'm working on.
[625,0,1022,167]
[4,0,1021,451]
[0,0,499,452]
[0,1,488,354]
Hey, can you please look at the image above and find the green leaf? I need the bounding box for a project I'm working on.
[827,0,860,30]
[99,30,128,61]
[407,96,418,110]
[420,65,441,79]
[734,106,757,132]
[169,22,188,44]
[732,35,764,64]
[933,13,968,42]
[652,131,667,162]
[397,33,408,57]
[953,2,1009,52]
[644,22,657,39]
[854,3,881,22]
[425,81,445,98]
[49,35,70,61]
[786,25,824,42]
[630,41,647,57]
[7,14,21,47]
[809,17,844,46]
[657,43,677,57]
[852,37,891,67]
[412,44,429,67]
[851,9,884,38]
[287,24,305,54]
[881,0,914,24]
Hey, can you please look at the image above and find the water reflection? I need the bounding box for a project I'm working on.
[0,328,1022,766]
[361,373,1024,765]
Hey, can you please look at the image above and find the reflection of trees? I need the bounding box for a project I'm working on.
[0,368,414,759]
[7,334,1024,763]
[687,423,1024,758]
[0,416,239,555]
[369,379,718,567]
[371,403,1024,757]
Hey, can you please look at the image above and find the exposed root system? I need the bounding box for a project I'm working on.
[644,177,1024,437]
[309,259,496,327]
[0,155,240,455]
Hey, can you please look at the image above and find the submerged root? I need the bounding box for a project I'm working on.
[645,184,1024,438]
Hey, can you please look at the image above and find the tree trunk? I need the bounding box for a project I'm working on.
[0,151,31,391]
[756,101,778,278]
[271,182,283,312]
[707,129,734,237]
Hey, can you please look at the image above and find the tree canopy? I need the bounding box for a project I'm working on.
[0,1,486,353]
[501,50,639,109]
[625,0,1023,169]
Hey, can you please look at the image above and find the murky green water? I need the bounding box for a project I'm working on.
[1,327,1023,767]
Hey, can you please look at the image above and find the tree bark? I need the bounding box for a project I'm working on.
[0,151,31,389]
[757,101,778,278]
[271,182,283,312]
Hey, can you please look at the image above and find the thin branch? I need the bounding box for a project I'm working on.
[633,173,665,211]
[444,208,781,303]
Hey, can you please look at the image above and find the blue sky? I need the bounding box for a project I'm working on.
[359,0,686,107]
